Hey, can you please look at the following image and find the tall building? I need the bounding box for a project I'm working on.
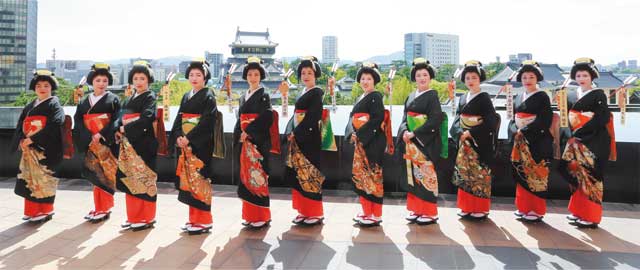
[507,53,532,65]
[322,36,338,63]
[0,0,37,102]
[628,60,638,70]
[404,32,459,67]
[45,60,93,84]
[205,51,223,79]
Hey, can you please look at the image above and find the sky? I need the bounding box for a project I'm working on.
[37,0,639,66]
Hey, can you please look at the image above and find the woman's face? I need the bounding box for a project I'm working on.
[92,75,109,94]
[246,69,261,87]
[35,81,52,100]
[301,67,316,89]
[189,69,205,89]
[132,73,149,91]
[575,70,592,88]
[464,72,481,90]
[415,69,431,89]
[359,73,375,92]
[520,72,538,90]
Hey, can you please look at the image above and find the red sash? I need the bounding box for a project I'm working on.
[83,113,111,135]
[241,112,281,154]
[23,115,47,137]
[569,110,616,161]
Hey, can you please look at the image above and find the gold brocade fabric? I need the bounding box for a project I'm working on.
[562,139,603,203]
[18,147,59,199]
[403,141,438,195]
[453,141,492,198]
[511,133,549,192]
[351,137,384,198]
[286,137,325,194]
[177,146,212,205]
[85,140,117,191]
[118,137,158,197]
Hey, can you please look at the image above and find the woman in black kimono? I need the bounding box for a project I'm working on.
[11,70,65,223]
[115,61,159,231]
[73,63,121,223]
[397,58,446,226]
[233,57,276,229]
[348,62,387,227]
[450,60,498,220]
[285,56,326,226]
[169,60,217,234]
[560,57,615,228]
[508,60,553,222]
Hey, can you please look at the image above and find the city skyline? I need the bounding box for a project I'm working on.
[36,0,639,66]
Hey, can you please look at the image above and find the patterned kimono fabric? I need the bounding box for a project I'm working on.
[233,88,278,223]
[559,88,615,224]
[508,91,553,216]
[11,97,65,218]
[169,88,217,225]
[73,92,120,216]
[349,91,387,218]
[397,90,447,218]
[450,92,498,214]
[116,91,159,224]
[285,87,326,218]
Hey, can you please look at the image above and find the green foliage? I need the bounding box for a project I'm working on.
[13,77,79,106]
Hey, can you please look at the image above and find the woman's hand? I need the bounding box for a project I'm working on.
[402,131,415,144]
[460,130,472,142]
[278,81,289,96]
[240,132,249,143]
[20,138,33,150]
[91,133,103,144]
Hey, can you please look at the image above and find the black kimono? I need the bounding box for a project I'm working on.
[508,91,553,202]
[169,88,217,211]
[397,90,444,212]
[12,97,65,204]
[450,91,498,212]
[73,92,121,194]
[234,88,274,209]
[347,91,386,205]
[559,88,612,223]
[285,87,324,201]
[116,91,159,202]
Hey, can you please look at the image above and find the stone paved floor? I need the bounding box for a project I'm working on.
[0,178,639,269]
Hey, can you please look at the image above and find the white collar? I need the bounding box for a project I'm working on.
[300,86,316,98]
[522,89,540,102]
[89,91,107,106]
[466,91,482,103]
[245,87,261,101]
[415,89,432,98]
[132,90,148,99]
[577,87,593,99]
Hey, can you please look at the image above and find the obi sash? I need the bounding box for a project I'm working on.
[83,113,111,135]
[407,111,449,158]
[321,109,337,151]
[460,113,483,129]
[122,113,140,126]
[515,112,536,130]
[241,112,281,154]
[293,109,336,152]
[181,113,201,135]
[23,115,46,137]
[569,110,616,161]
[122,111,168,156]
[352,112,394,155]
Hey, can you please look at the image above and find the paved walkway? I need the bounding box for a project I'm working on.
[0,178,639,269]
